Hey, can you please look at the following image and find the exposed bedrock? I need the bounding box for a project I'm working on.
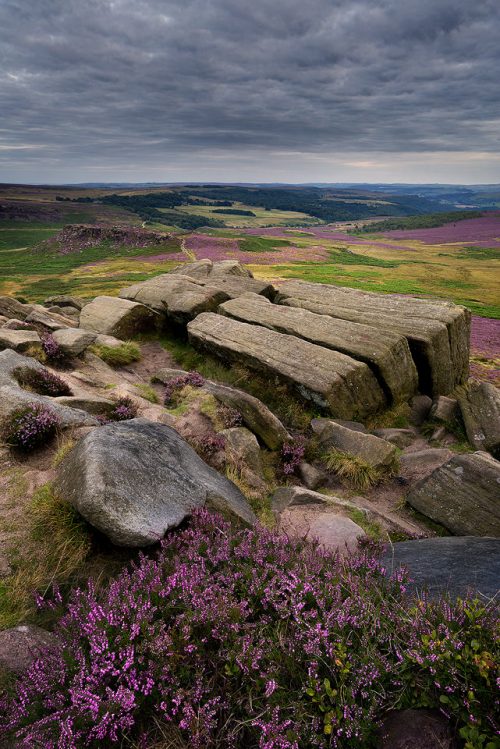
[275,280,470,396]
[219,294,418,403]
[187,313,386,420]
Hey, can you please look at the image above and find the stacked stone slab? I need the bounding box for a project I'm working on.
[187,313,386,420]
[275,280,470,396]
[219,294,418,404]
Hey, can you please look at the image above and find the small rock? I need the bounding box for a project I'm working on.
[409,394,433,426]
[430,395,459,423]
[0,625,57,674]
[372,428,416,448]
[221,426,263,476]
[43,294,84,311]
[430,425,449,442]
[52,327,97,356]
[26,304,75,330]
[0,329,41,353]
[2,319,36,330]
[377,708,454,749]
[311,419,398,468]
[298,461,325,490]
[53,394,115,415]
[399,448,453,484]
[94,333,126,348]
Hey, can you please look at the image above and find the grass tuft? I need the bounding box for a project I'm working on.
[89,341,141,367]
[321,449,395,491]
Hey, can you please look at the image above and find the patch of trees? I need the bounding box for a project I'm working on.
[351,210,484,233]
[212,208,256,216]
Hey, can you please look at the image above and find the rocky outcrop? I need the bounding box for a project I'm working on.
[43,295,84,311]
[406,452,500,536]
[25,305,75,330]
[79,295,158,339]
[382,537,500,600]
[188,313,386,420]
[311,419,398,468]
[275,280,470,396]
[219,294,418,403]
[120,274,230,324]
[0,296,32,320]
[52,327,97,356]
[54,419,256,546]
[458,381,500,458]
[0,349,98,427]
[170,259,254,278]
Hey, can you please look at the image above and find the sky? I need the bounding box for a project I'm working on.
[1,0,499,185]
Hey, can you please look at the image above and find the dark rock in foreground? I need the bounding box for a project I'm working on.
[377,708,455,749]
[382,536,500,600]
[54,418,256,546]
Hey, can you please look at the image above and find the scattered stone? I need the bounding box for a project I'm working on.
[430,395,459,423]
[406,452,500,536]
[152,367,192,385]
[377,708,455,749]
[382,537,500,600]
[298,461,325,490]
[2,318,36,330]
[372,428,416,448]
[399,448,453,484]
[276,280,470,395]
[53,394,115,415]
[188,313,386,420]
[171,259,254,279]
[0,296,32,321]
[311,419,398,468]
[0,329,41,353]
[0,625,58,674]
[120,274,230,324]
[25,305,74,330]
[203,380,290,449]
[220,294,418,403]
[51,327,97,357]
[54,418,256,546]
[409,394,433,426]
[79,295,158,339]
[43,294,84,311]
[221,426,263,476]
[458,381,500,458]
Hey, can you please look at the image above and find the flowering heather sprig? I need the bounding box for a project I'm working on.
[217,404,243,428]
[1,401,59,451]
[1,510,497,748]
[280,436,306,476]
[191,433,226,466]
[40,333,66,364]
[14,366,72,397]
[164,372,205,404]
[98,397,138,425]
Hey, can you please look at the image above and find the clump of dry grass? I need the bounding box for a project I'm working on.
[322,449,396,491]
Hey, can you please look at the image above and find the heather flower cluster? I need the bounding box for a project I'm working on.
[97,397,138,425]
[13,366,72,397]
[280,436,306,475]
[164,372,205,404]
[190,432,226,467]
[217,403,243,428]
[1,511,497,748]
[40,333,66,364]
[1,401,59,451]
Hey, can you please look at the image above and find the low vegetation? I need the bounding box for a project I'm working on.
[13,366,71,396]
[1,511,497,748]
[321,450,396,491]
[351,210,484,233]
[1,402,60,451]
[89,341,141,367]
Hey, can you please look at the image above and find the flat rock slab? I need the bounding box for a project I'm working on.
[275,280,470,396]
[54,418,256,546]
[311,419,398,468]
[120,274,230,324]
[382,537,500,599]
[279,505,365,553]
[399,448,453,484]
[459,381,500,458]
[25,305,75,330]
[201,276,276,300]
[220,294,417,403]
[79,295,158,339]
[52,327,97,356]
[0,296,32,321]
[188,313,386,420]
[0,329,41,353]
[406,451,500,536]
[170,259,254,278]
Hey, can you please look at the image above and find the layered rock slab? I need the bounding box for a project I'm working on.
[275,280,470,396]
[54,418,256,546]
[219,294,417,403]
[458,381,500,458]
[79,295,158,339]
[188,313,386,420]
[406,451,500,536]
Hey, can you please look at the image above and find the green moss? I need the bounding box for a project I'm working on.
[89,341,141,367]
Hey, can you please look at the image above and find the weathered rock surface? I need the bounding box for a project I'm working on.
[203,381,290,449]
[429,395,459,424]
[406,452,500,536]
[399,448,453,484]
[220,294,417,403]
[298,462,325,490]
[188,313,386,420]
[409,394,433,426]
[43,294,84,311]
[202,276,276,300]
[79,295,158,339]
[277,497,365,553]
[458,381,500,458]
[221,426,263,476]
[0,625,57,674]
[54,419,256,546]
[0,349,98,427]
[382,537,500,599]
[311,419,398,468]
[0,296,32,321]
[377,709,455,749]
[372,428,416,448]
[0,329,41,353]
[272,486,361,513]
[120,274,230,324]
[25,305,74,330]
[53,394,115,414]
[52,327,97,356]
[2,318,36,330]
[171,259,254,278]
[275,280,470,395]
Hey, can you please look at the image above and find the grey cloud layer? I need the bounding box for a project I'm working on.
[0,0,499,178]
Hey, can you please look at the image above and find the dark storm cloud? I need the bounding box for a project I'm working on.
[0,0,499,181]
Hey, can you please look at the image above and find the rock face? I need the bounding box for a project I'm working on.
[54,419,256,546]
[79,295,158,339]
[382,537,500,600]
[120,274,230,324]
[220,294,418,403]
[188,313,386,420]
[406,452,500,536]
[311,419,398,468]
[0,329,41,353]
[0,296,32,320]
[275,280,470,396]
[0,349,98,427]
[458,381,500,458]
[171,259,254,279]
[52,327,97,356]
